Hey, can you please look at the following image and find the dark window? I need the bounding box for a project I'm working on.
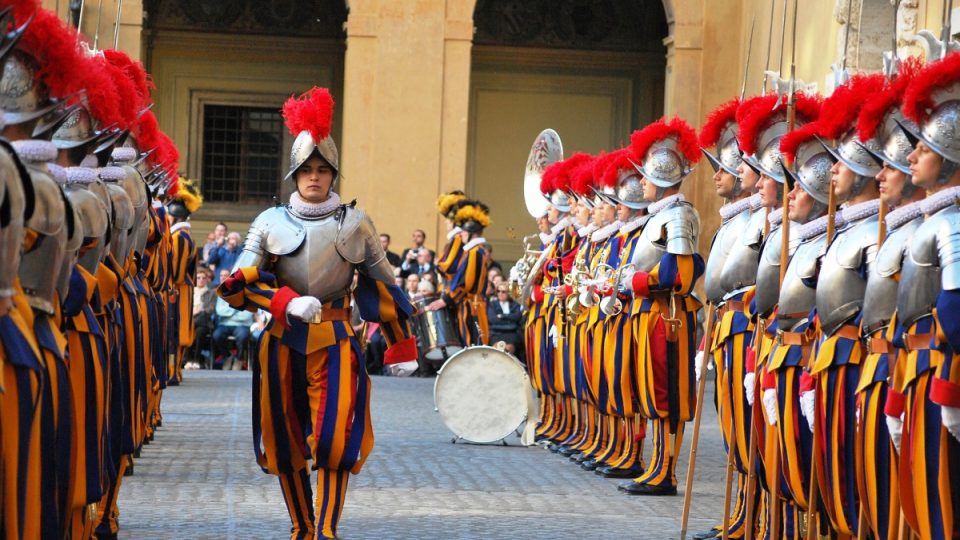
[201,104,283,203]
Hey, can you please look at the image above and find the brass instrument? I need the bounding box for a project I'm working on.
[599,263,635,317]
[508,233,547,303]
[562,234,592,321]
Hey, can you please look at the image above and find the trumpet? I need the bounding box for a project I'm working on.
[599,263,635,316]
[561,236,592,322]
[508,234,546,302]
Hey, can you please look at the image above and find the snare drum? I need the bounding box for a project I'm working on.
[413,294,463,364]
[433,346,534,444]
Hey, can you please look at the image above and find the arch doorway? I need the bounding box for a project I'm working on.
[467,0,669,262]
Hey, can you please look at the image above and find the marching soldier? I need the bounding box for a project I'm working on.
[166,179,202,385]
[219,87,417,539]
[618,117,704,496]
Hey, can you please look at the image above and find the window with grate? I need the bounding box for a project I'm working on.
[201,104,283,203]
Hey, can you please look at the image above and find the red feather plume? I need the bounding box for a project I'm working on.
[629,116,701,166]
[736,92,822,155]
[102,49,153,109]
[282,87,334,142]
[73,54,120,128]
[570,153,598,196]
[99,56,140,129]
[699,97,741,148]
[15,7,85,99]
[540,159,562,194]
[815,73,887,141]
[903,52,960,124]
[136,110,161,152]
[857,57,923,141]
[599,148,635,188]
[779,122,821,165]
[591,151,612,185]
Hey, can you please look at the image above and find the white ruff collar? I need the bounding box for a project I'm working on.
[839,198,881,224]
[886,199,926,230]
[66,166,98,184]
[620,213,649,234]
[798,213,842,241]
[464,237,487,251]
[111,147,137,163]
[767,207,784,227]
[592,220,623,242]
[747,193,764,211]
[550,216,572,235]
[719,196,753,221]
[99,166,126,181]
[447,226,462,241]
[289,190,341,218]
[170,222,191,233]
[577,223,598,238]
[539,231,556,245]
[46,163,67,185]
[12,139,57,163]
[648,194,684,215]
[920,186,960,216]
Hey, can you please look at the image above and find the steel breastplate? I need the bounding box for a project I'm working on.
[755,225,785,318]
[19,167,67,314]
[0,146,24,296]
[720,207,765,297]
[815,214,879,336]
[705,211,748,304]
[777,233,826,329]
[897,205,960,327]
[272,211,354,303]
[628,209,670,272]
[862,217,921,334]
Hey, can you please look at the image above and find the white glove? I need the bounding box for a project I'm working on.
[762,388,778,426]
[800,390,816,433]
[942,405,960,443]
[620,268,637,292]
[286,296,322,323]
[886,415,903,454]
[549,325,559,348]
[744,372,756,406]
[695,350,704,382]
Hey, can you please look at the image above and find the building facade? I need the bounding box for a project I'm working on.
[41,0,954,260]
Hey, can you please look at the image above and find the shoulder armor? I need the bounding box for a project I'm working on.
[662,202,700,255]
[935,206,960,290]
[794,234,826,281]
[335,206,380,265]
[832,214,880,270]
[25,165,65,237]
[254,206,306,256]
[876,216,921,278]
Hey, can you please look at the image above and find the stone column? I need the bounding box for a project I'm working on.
[340,0,476,253]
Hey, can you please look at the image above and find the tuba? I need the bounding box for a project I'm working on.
[508,129,563,304]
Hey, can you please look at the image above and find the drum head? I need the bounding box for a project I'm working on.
[433,346,531,444]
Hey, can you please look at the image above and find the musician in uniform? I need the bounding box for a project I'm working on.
[218,87,417,539]
[617,117,704,496]
[166,178,202,385]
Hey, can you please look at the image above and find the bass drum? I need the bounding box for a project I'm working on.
[434,346,535,444]
[412,294,463,365]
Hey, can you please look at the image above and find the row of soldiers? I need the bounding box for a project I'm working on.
[0,2,199,539]
[516,33,960,540]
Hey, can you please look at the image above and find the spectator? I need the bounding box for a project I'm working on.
[420,271,437,288]
[393,266,404,288]
[400,228,434,261]
[400,247,436,279]
[404,273,421,300]
[485,244,503,273]
[208,231,243,284]
[203,222,228,263]
[414,279,435,300]
[487,283,524,362]
[213,292,254,370]
[200,232,216,265]
[380,233,402,267]
[486,267,503,299]
[191,268,217,368]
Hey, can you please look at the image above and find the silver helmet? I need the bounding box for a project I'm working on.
[547,190,572,213]
[818,131,883,196]
[0,50,57,126]
[638,135,695,188]
[610,167,647,210]
[284,130,339,181]
[53,106,100,150]
[702,125,743,179]
[281,87,338,182]
[782,140,834,207]
[743,117,788,183]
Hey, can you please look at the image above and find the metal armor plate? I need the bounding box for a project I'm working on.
[898,205,960,326]
[720,206,765,296]
[815,214,879,336]
[65,184,109,273]
[629,209,669,272]
[777,232,826,329]
[754,222,801,318]
[19,166,66,314]
[705,209,749,304]
[862,217,922,333]
[663,202,700,255]
[0,145,24,297]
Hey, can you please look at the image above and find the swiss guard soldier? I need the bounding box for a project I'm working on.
[894,51,960,540]
[435,190,467,283]
[855,57,924,540]
[166,178,202,385]
[219,87,417,539]
[617,116,704,496]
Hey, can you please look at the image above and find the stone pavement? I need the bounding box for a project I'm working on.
[119,371,730,539]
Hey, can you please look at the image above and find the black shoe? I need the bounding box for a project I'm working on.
[124,462,134,477]
[133,447,141,458]
[581,459,600,471]
[692,528,721,539]
[567,452,583,461]
[599,466,642,479]
[558,445,578,457]
[620,482,677,496]
[548,443,563,453]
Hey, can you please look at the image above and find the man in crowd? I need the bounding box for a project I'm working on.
[380,233,402,267]
[202,222,227,263]
[401,247,437,279]
[192,268,217,368]
[401,228,434,261]
[488,283,524,362]
[213,269,254,370]
[208,231,242,284]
